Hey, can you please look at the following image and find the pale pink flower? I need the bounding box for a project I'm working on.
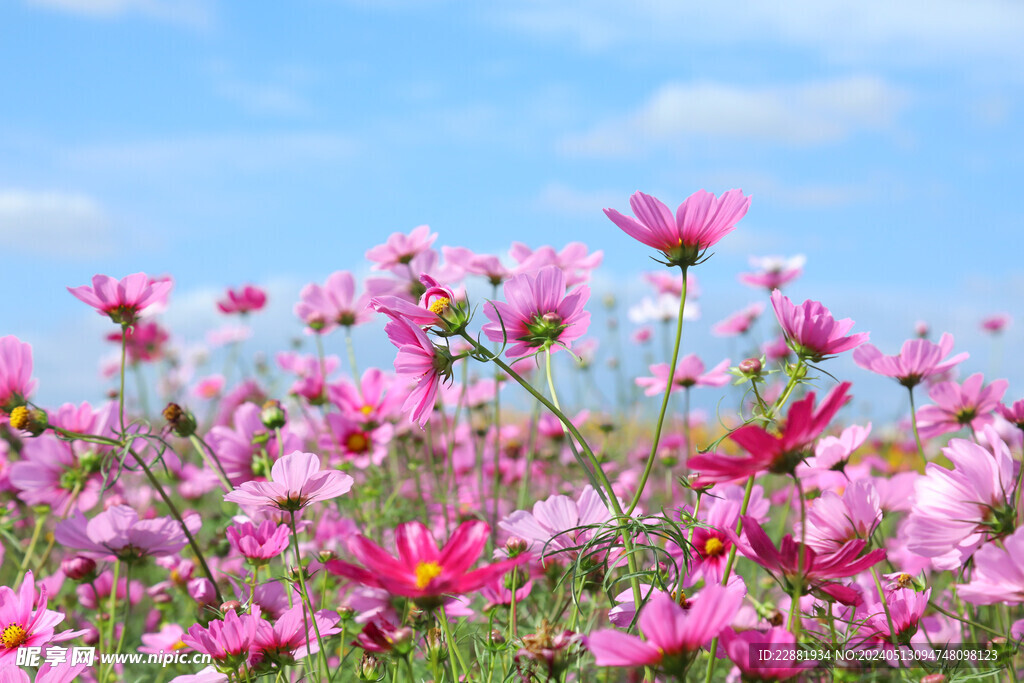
[366,225,437,271]
[254,604,340,659]
[635,355,730,396]
[294,271,374,333]
[738,255,805,291]
[604,189,751,267]
[957,527,1024,604]
[804,423,871,471]
[770,290,868,362]
[587,585,744,671]
[217,285,267,315]
[642,270,699,299]
[499,486,613,559]
[863,588,931,644]
[905,427,1017,569]
[328,368,403,426]
[67,272,172,325]
[55,505,201,562]
[192,375,226,400]
[441,246,513,286]
[483,266,590,358]
[720,627,814,681]
[853,333,968,388]
[224,451,354,513]
[0,336,35,413]
[509,242,603,287]
[798,480,882,555]
[9,434,103,514]
[915,373,1008,439]
[711,302,764,337]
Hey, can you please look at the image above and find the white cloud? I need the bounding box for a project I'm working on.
[535,182,622,215]
[494,0,1024,69]
[559,76,909,157]
[0,189,116,258]
[26,0,213,28]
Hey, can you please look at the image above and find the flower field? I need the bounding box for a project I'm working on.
[1,190,1021,683]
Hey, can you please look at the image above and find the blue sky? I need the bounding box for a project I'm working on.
[3,0,1023,420]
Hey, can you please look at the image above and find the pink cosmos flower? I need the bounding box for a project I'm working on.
[254,605,340,660]
[798,480,882,555]
[0,571,84,663]
[587,585,744,673]
[863,588,931,643]
[328,368,402,426]
[508,242,603,288]
[915,373,1008,439]
[604,189,751,267]
[9,434,103,514]
[499,486,613,560]
[294,271,374,333]
[482,266,590,358]
[738,255,805,291]
[957,527,1024,604]
[981,313,1011,334]
[383,315,454,426]
[853,333,968,388]
[217,285,267,315]
[999,398,1024,428]
[207,403,303,484]
[803,422,871,471]
[635,355,730,396]
[770,290,868,362]
[193,375,225,400]
[55,505,201,562]
[689,382,851,486]
[442,246,514,286]
[371,274,465,331]
[0,336,36,413]
[677,485,769,585]
[720,627,814,681]
[224,451,354,513]
[642,270,699,299]
[734,516,885,605]
[905,427,1016,569]
[67,272,172,326]
[711,302,765,337]
[321,415,394,469]
[276,351,339,403]
[325,520,529,605]
[366,225,437,272]
[183,606,266,669]
[226,520,291,563]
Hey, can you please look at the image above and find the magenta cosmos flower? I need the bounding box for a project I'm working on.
[325,520,529,607]
[294,271,374,333]
[981,313,1011,334]
[482,266,590,358]
[587,585,744,675]
[67,272,172,326]
[689,382,851,486]
[739,254,805,291]
[0,572,84,663]
[366,224,437,271]
[383,315,455,426]
[217,284,267,315]
[770,290,868,362]
[0,336,36,413]
[183,606,266,670]
[226,520,290,564]
[635,355,729,396]
[55,505,200,562]
[225,451,353,513]
[720,627,814,681]
[734,516,885,605]
[711,302,764,337]
[853,333,968,389]
[905,427,1016,569]
[604,189,750,267]
[915,372,1008,439]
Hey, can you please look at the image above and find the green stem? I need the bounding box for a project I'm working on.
[439,605,468,682]
[345,327,362,393]
[908,386,926,461]
[627,266,687,516]
[15,513,47,587]
[288,511,331,682]
[132,362,150,418]
[101,560,120,683]
[871,567,898,647]
[790,477,807,639]
[118,324,128,433]
[189,434,233,492]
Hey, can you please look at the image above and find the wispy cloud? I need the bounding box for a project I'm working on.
[559,77,909,157]
[534,182,624,216]
[207,62,316,117]
[26,0,214,29]
[0,189,116,258]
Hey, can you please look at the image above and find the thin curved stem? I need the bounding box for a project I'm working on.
[908,386,926,460]
[627,266,687,515]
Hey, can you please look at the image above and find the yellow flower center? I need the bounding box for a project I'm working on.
[704,537,725,557]
[360,404,374,416]
[172,640,188,651]
[428,297,450,316]
[8,406,30,431]
[346,432,369,453]
[414,561,443,589]
[1,624,27,649]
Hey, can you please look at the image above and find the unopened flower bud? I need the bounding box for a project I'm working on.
[188,578,216,606]
[337,606,356,622]
[260,400,287,429]
[490,629,505,645]
[62,556,97,581]
[424,628,448,663]
[162,403,196,437]
[318,550,336,563]
[220,600,242,612]
[390,627,415,656]
[920,675,946,683]
[505,537,529,558]
[738,358,762,375]
[356,653,383,681]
